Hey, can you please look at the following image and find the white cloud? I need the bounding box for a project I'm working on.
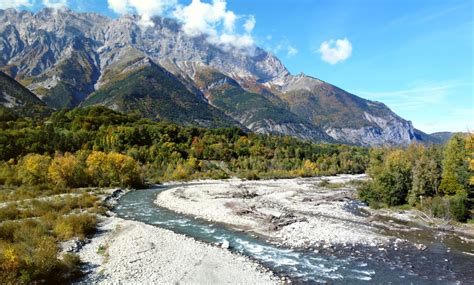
[173,0,255,51]
[173,0,233,36]
[42,0,67,9]
[287,46,298,57]
[106,0,256,51]
[108,0,177,27]
[0,0,33,9]
[108,0,128,14]
[243,15,255,33]
[318,38,352,64]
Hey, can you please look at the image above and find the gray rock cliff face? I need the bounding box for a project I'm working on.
[0,8,432,145]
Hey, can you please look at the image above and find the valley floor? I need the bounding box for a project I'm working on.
[75,175,474,284]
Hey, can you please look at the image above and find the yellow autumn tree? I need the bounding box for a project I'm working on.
[86,151,142,187]
[171,163,188,180]
[86,151,108,186]
[48,153,84,187]
[298,159,319,177]
[107,152,143,187]
[17,154,51,185]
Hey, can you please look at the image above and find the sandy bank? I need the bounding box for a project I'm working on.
[76,215,277,284]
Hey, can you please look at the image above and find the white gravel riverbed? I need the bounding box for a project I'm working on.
[156,175,390,248]
[76,215,277,284]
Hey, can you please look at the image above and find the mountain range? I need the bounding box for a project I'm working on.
[0,8,439,146]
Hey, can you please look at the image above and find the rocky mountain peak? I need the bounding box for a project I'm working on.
[0,8,435,146]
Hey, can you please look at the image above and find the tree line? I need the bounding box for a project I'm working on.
[0,106,369,185]
[358,134,473,221]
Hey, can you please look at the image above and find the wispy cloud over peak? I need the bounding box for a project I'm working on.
[106,0,256,51]
[173,0,256,52]
[42,0,68,9]
[108,0,177,27]
[243,15,255,33]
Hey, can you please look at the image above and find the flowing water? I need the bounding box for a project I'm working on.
[114,185,474,284]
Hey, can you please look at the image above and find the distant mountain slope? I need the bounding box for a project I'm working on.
[82,58,237,128]
[0,8,438,145]
[195,69,333,142]
[0,71,50,117]
[429,132,467,144]
[23,37,100,109]
[274,74,421,146]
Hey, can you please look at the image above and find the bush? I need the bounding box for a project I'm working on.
[0,203,21,222]
[0,161,16,185]
[429,196,448,219]
[54,214,97,241]
[53,220,75,240]
[245,171,260,180]
[427,193,468,222]
[357,181,382,209]
[448,193,468,222]
[60,253,82,279]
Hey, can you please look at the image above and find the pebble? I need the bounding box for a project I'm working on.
[221,240,230,249]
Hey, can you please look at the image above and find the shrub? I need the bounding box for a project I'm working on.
[54,214,97,241]
[428,193,468,222]
[245,171,260,180]
[429,196,448,219]
[60,253,82,278]
[357,181,382,209]
[448,193,468,222]
[0,161,16,185]
[298,160,319,177]
[0,203,21,221]
[53,220,75,240]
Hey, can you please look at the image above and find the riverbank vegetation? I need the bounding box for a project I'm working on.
[358,134,473,222]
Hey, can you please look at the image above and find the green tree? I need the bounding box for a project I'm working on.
[408,150,441,205]
[439,134,469,195]
[376,150,412,206]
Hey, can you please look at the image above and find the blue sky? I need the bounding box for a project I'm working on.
[4,0,473,133]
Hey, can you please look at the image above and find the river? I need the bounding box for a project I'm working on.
[113,184,474,284]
